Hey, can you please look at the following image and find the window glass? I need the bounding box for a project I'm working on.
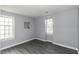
[0,15,14,40]
[45,18,53,34]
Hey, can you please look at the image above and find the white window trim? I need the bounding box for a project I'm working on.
[45,18,53,35]
[0,15,15,41]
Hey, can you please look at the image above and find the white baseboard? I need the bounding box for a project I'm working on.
[0,37,47,51]
[35,38,79,53]
[53,42,78,51]
[0,38,35,50]
[0,38,79,54]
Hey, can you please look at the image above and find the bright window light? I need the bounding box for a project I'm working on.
[45,18,53,34]
[0,15,14,40]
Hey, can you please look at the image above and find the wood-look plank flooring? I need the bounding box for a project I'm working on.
[1,39,78,54]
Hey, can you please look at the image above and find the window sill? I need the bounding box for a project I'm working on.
[0,38,14,42]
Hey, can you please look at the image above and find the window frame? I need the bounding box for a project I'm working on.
[45,18,53,35]
[0,15,15,41]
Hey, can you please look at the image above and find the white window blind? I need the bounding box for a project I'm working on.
[0,15,14,40]
[45,18,53,34]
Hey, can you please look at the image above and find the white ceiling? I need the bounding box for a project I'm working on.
[0,5,77,17]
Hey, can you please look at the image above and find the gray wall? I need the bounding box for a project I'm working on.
[34,17,46,40]
[0,10,35,50]
[78,7,79,50]
[35,7,78,49]
[53,8,78,48]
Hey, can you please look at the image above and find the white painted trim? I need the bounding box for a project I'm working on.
[0,38,35,50]
[35,38,79,53]
[53,42,78,51]
[35,38,52,42]
[0,38,79,54]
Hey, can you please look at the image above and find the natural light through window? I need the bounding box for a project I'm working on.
[45,18,53,34]
[0,15,14,40]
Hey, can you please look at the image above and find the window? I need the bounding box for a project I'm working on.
[45,18,53,34]
[0,15,14,40]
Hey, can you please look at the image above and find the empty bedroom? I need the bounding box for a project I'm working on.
[0,5,79,54]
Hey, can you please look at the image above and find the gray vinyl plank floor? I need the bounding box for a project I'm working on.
[1,39,78,54]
